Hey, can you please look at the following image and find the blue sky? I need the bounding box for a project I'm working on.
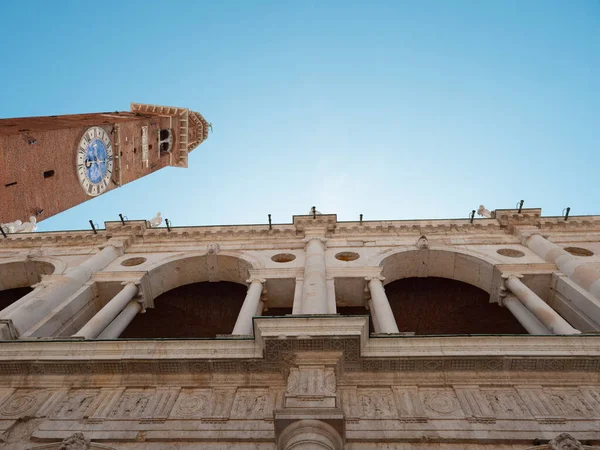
[1,0,598,231]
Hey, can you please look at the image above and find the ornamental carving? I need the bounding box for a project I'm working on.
[230,390,268,419]
[286,367,336,397]
[357,390,396,419]
[59,433,90,450]
[421,391,462,417]
[26,433,116,450]
[525,432,600,449]
[0,391,42,417]
[482,389,530,418]
[108,390,153,418]
[171,389,212,418]
[52,390,98,419]
[545,390,596,418]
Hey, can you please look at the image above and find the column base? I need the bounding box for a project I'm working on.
[0,320,19,340]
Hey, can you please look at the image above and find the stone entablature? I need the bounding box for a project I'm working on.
[2,209,600,248]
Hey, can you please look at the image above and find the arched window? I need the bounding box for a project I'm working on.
[159,129,173,154]
[119,281,247,338]
[385,277,526,335]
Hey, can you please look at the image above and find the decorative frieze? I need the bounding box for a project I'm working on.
[0,385,596,445]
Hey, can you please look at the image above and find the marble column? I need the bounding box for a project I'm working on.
[526,234,600,299]
[74,282,139,339]
[300,237,329,314]
[326,277,337,314]
[0,245,121,337]
[502,295,551,335]
[97,300,142,339]
[367,299,382,333]
[366,276,399,333]
[292,277,303,315]
[505,276,580,335]
[232,278,265,335]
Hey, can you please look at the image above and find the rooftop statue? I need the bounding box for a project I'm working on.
[477,205,492,218]
[148,212,162,228]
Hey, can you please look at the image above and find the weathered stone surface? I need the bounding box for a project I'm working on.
[0,208,599,448]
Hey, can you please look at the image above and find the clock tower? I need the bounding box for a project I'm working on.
[0,103,209,224]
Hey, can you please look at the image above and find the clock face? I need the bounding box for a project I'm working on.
[76,126,114,196]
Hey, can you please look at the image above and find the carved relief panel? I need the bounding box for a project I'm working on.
[356,388,397,419]
[170,388,213,419]
[419,388,465,419]
[0,389,51,420]
[51,390,99,420]
[230,388,269,419]
[543,388,596,419]
[481,388,532,419]
[285,365,336,408]
[107,388,155,419]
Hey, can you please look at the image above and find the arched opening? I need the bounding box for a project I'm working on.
[159,129,173,154]
[117,253,260,338]
[386,277,526,335]
[0,260,55,312]
[120,281,247,338]
[376,249,526,335]
[0,287,33,311]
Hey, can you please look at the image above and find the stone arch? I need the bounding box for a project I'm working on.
[144,250,261,301]
[278,419,343,450]
[0,258,57,317]
[0,258,56,291]
[375,247,526,335]
[374,247,496,293]
[120,251,261,338]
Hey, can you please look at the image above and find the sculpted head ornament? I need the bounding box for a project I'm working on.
[416,235,429,250]
[549,433,584,450]
[59,433,90,450]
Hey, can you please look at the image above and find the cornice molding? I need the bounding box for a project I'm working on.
[0,317,598,378]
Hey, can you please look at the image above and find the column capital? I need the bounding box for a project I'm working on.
[365,275,385,283]
[246,277,266,285]
[501,273,523,280]
[303,235,328,245]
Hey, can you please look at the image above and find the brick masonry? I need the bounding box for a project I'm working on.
[0,107,200,224]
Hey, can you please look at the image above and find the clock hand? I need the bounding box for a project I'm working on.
[92,142,99,161]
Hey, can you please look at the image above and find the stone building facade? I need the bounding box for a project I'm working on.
[0,207,599,449]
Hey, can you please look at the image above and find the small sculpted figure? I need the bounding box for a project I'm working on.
[149,212,162,228]
[17,216,37,232]
[59,432,91,450]
[1,219,22,233]
[477,205,492,218]
[548,433,584,450]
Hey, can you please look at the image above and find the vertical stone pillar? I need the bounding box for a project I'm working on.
[97,300,143,339]
[0,245,121,337]
[367,299,382,333]
[232,278,265,335]
[300,237,329,314]
[526,234,600,299]
[502,295,551,335]
[292,277,303,315]
[326,277,337,314]
[366,276,399,333]
[505,276,579,335]
[75,282,139,339]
